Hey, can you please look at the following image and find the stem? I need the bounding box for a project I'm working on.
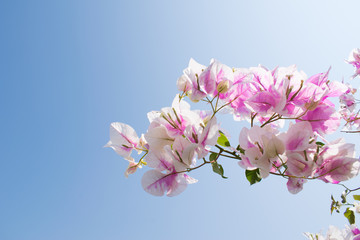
[204,97,215,112]
[209,151,240,160]
[215,145,242,159]
[340,184,360,196]
[260,113,280,127]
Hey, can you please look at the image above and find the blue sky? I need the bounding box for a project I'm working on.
[1,0,360,239]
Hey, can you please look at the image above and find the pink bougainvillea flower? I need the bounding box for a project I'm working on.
[340,93,356,112]
[286,177,307,194]
[147,95,202,138]
[341,111,360,132]
[304,225,360,240]
[244,66,286,116]
[238,125,285,178]
[315,139,360,184]
[347,48,360,79]
[280,121,315,152]
[199,59,234,98]
[299,103,341,135]
[177,58,207,102]
[228,74,253,120]
[105,122,140,160]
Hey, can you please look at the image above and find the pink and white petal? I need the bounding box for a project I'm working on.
[166,174,189,197]
[141,170,189,197]
[147,111,161,123]
[105,122,139,159]
[142,170,171,196]
[189,88,207,102]
[318,157,360,183]
[170,94,191,112]
[286,152,314,177]
[282,122,314,151]
[199,117,220,147]
[177,75,192,92]
[184,174,198,184]
[327,81,348,97]
[144,125,174,151]
[300,104,341,135]
[145,150,174,172]
[287,177,307,194]
[181,144,197,167]
[124,160,141,178]
[109,122,139,145]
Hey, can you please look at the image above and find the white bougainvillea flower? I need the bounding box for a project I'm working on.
[105,122,140,160]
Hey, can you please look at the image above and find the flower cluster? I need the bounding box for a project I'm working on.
[339,50,360,132]
[304,225,360,240]
[105,49,360,239]
[105,95,221,196]
[106,55,360,197]
[347,48,360,79]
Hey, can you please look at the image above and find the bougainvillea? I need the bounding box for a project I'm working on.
[106,49,360,238]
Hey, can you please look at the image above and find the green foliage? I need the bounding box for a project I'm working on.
[217,131,230,147]
[211,161,228,179]
[344,208,355,225]
[353,195,360,201]
[209,152,218,162]
[245,169,262,185]
[209,152,227,179]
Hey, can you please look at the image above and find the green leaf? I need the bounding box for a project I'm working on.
[344,208,355,225]
[354,195,360,201]
[217,131,230,147]
[245,169,262,185]
[211,161,228,179]
[209,152,218,162]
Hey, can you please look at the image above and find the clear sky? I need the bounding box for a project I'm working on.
[1,0,360,239]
